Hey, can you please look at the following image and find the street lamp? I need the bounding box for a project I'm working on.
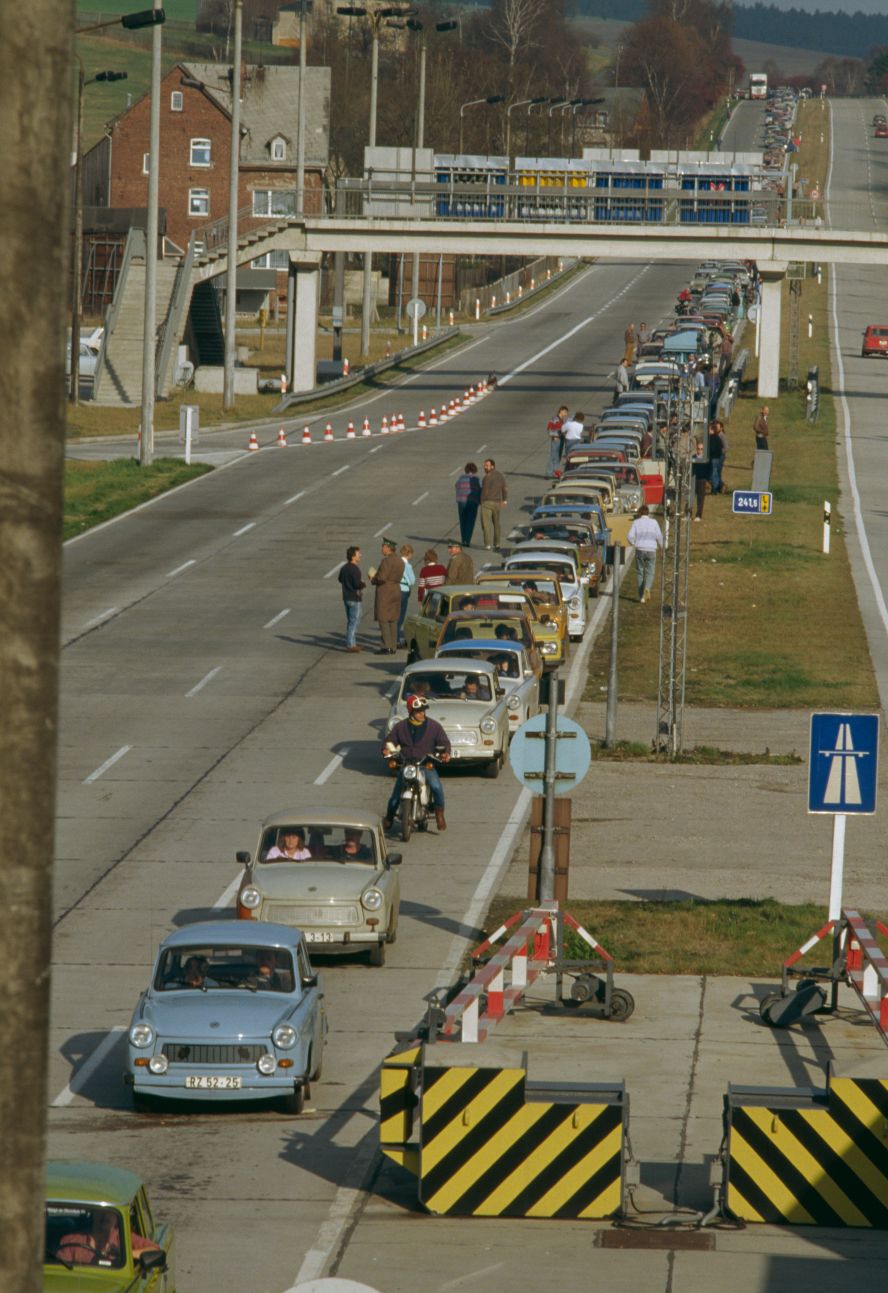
[75,6,165,33]
[505,96,546,162]
[459,95,505,153]
[70,69,127,404]
[546,98,566,155]
[570,97,605,155]
[559,99,583,154]
[140,0,166,467]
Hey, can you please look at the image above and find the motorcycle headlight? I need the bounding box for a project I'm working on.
[362,887,384,912]
[402,764,418,781]
[239,886,261,910]
[129,1023,154,1049]
[148,1054,168,1074]
[480,718,497,734]
[272,1024,297,1050]
[507,693,521,710]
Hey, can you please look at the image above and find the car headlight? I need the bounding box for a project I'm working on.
[507,693,521,710]
[272,1024,297,1050]
[148,1054,168,1074]
[480,717,497,734]
[541,642,557,655]
[362,887,384,912]
[569,597,581,611]
[130,1023,154,1049]
[402,764,417,781]
[257,1053,278,1073]
[239,886,261,910]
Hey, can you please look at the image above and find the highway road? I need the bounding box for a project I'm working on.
[50,258,691,1292]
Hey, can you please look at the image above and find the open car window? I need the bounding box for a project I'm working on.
[46,1205,127,1270]
[405,671,493,701]
[260,825,377,864]
[156,945,297,993]
[441,649,521,679]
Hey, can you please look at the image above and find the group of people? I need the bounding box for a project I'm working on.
[546,405,588,475]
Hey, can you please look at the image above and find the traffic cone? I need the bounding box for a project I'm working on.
[438,403,448,423]
[418,410,427,429]
[277,426,287,447]
[343,357,350,376]
[346,421,355,439]
[429,407,438,426]
[466,387,475,404]
[361,417,371,437]
[248,431,259,451]
[381,416,389,435]
[301,425,311,444]
[397,413,405,432]
[449,399,457,417]
[324,422,334,442]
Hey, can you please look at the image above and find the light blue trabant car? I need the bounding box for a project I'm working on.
[126,921,326,1115]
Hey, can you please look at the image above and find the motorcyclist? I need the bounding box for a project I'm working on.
[382,694,451,832]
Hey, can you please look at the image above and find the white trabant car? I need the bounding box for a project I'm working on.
[435,639,540,731]
[386,658,512,778]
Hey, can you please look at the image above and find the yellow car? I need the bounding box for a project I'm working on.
[403,585,559,668]
[475,571,569,667]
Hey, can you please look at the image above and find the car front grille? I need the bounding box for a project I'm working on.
[161,1042,267,1065]
[262,902,360,925]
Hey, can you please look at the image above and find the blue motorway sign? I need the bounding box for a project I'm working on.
[808,712,880,814]
[509,714,592,796]
[732,490,773,516]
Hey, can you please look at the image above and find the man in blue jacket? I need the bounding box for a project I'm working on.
[383,694,451,831]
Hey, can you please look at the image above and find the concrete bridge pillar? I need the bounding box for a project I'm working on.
[287,256,321,394]
[757,264,787,399]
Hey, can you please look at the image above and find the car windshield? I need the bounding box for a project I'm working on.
[450,592,525,613]
[508,560,575,585]
[46,1204,127,1270]
[439,616,530,646]
[403,671,493,701]
[259,824,377,864]
[155,945,296,992]
[443,648,521,678]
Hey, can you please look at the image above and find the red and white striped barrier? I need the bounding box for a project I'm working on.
[248,431,259,451]
[346,421,355,439]
[301,425,311,444]
[324,422,334,442]
[277,426,287,447]
[361,417,372,437]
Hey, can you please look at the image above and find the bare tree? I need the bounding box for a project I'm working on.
[489,0,543,71]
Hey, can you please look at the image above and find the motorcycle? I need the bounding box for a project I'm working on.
[383,745,447,843]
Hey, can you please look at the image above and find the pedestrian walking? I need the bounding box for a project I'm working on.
[637,320,652,347]
[445,539,474,584]
[753,405,770,451]
[546,404,568,477]
[479,458,508,550]
[609,359,630,404]
[692,440,711,521]
[707,422,724,496]
[622,322,636,366]
[561,411,586,455]
[337,545,365,652]
[454,462,482,545]
[370,537,404,654]
[627,505,663,603]
[397,543,415,646]
[417,548,447,606]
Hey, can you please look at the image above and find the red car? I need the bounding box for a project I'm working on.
[861,325,888,358]
[875,123,888,138]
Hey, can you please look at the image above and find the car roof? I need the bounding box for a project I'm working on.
[159,920,307,949]
[261,806,382,830]
[403,658,498,675]
[438,639,525,656]
[506,550,577,566]
[45,1161,142,1206]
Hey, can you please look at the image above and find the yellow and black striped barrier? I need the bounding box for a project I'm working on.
[723,1074,888,1227]
[380,1043,627,1219]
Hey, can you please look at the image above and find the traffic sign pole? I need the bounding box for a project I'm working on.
[828,813,846,922]
[540,678,559,902]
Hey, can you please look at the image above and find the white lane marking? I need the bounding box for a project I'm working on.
[369,445,383,454]
[476,444,487,453]
[83,745,131,784]
[448,465,462,476]
[498,264,649,390]
[323,561,345,579]
[314,750,348,785]
[213,875,241,910]
[496,262,595,327]
[440,1264,507,1291]
[287,1137,381,1291]
[185,667,221,698]
[373,522,392,537]
[411,491,429,506]
[85,607,118,628]
[332,465,351,477]
[167,560,196,578]
[233,522,255,536]
[285,491,305,505]
[52,1027,126,1107]
[263,608,291,629]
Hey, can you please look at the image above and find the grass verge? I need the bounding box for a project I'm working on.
[482,897,873,976]
[589,740,801,764]
[65,458,212,539]
[584,101,878,712]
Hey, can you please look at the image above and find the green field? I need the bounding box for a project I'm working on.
[78,0,198,18]
[65,457,211,538]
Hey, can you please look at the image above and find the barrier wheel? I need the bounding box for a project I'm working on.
[759,992,784,1025]
[609,988,635,1021]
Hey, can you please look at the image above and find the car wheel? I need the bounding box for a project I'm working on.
[483,753,502,779]
[400,801,413,843]
[132,1092,155,1115]
[386,910,398,945]
[281,1084,306,1115]
[309,1046,323,1083]
[406,641,419,664]
[368,940,386,967]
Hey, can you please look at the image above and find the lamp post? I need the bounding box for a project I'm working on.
[505,95,546,162]
[70,68,127,405]
[570,97,605,156]
[222,0,243,411]
[459,94,505,153]
[559,99,582,154]
[546,98,566,154]
[295,0,309,216]
[140,0,165,466]
[524,96,548,154]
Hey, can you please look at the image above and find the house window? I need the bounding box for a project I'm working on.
[188,188,210,216]
[190,137,212,167]
[142,153,150,175]
[271,137,286,161]
[252,250,289,269]
[252,189,296,217]
[170,90,184,111]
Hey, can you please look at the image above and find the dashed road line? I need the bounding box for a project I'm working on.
[314,750,348,785]
[167,560,196,578]
[324,562,345,579]
[373,522,392,537]
[185,666,222,698]
[85,607,118,628]
[332,465,351,477]
[83,745,131,784]
[285,491,305,505]
[411,491,429,506]
[51,1027,126,1107]
[233,522,256,536]
[263,609,291,629]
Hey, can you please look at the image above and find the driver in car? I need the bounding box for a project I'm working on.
[266,828,311,860]
[383,694,451,832]
[335,828,373,862]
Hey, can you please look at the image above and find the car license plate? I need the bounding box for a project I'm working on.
[304,931,336,943]
[185,1075,242,1090]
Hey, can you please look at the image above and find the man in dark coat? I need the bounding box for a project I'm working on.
[371,538,404,654]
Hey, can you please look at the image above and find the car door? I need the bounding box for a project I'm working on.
[132,1190,173,1292]
[406,589,449,658]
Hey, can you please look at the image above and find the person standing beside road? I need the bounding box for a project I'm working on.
[561,411,586,455]
[713,421,728,493]
[337,546,365,653]
[454,462,482,545]
[480,458,508,551]
[417,548,447,606]
[753,405,769,451]
[707,422,724,497]
[546,404,569,477]
[692,439,711,521]
[638,321,651,347]
[370,537,404,654]
[610,359,630,404]
[627,504,663,603]
[623,322,636,365]
[445,539,474,584]
[397,544,416,647]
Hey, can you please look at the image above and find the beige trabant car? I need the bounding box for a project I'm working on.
[386,659,513,777]
[235,809,402,966]
[402,584,560,668]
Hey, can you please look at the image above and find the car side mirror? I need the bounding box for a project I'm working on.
[236,851,251,865]
[139,1249,167,1273]
[303,973,319,988]
[385,852,403,867]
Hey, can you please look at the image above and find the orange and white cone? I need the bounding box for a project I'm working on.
[429,407,438,426]
[394,413,404,433]
[346,421,356,439]
[343,357,350,376]
[438,403,448,423]
[418,410,427,429]
[361,417,372,437]
[248,431,260,451]
[449,399,458,418]
[277,426,288,447]
[466,387,475,404]
[324,422,334,442]
[381,416,390,435]
[301,425,311,444]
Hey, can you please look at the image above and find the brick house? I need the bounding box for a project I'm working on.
[83,60,330,260]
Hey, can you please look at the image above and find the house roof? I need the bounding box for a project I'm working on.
[180,61,330,166]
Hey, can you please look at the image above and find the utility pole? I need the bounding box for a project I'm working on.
[0,0,70,1288]
[295,0,307,215]
[140,0,164,466]
[361,22,379,358]
[222,0,243,412]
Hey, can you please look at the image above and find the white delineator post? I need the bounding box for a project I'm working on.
[823,500,831,554]
[828,813,846,922]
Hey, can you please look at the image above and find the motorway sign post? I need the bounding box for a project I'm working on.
[808,712,879,920]
[732,490,772,516]
[406,296,426,347]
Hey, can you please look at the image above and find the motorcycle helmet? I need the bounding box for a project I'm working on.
[405,693,429,712]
